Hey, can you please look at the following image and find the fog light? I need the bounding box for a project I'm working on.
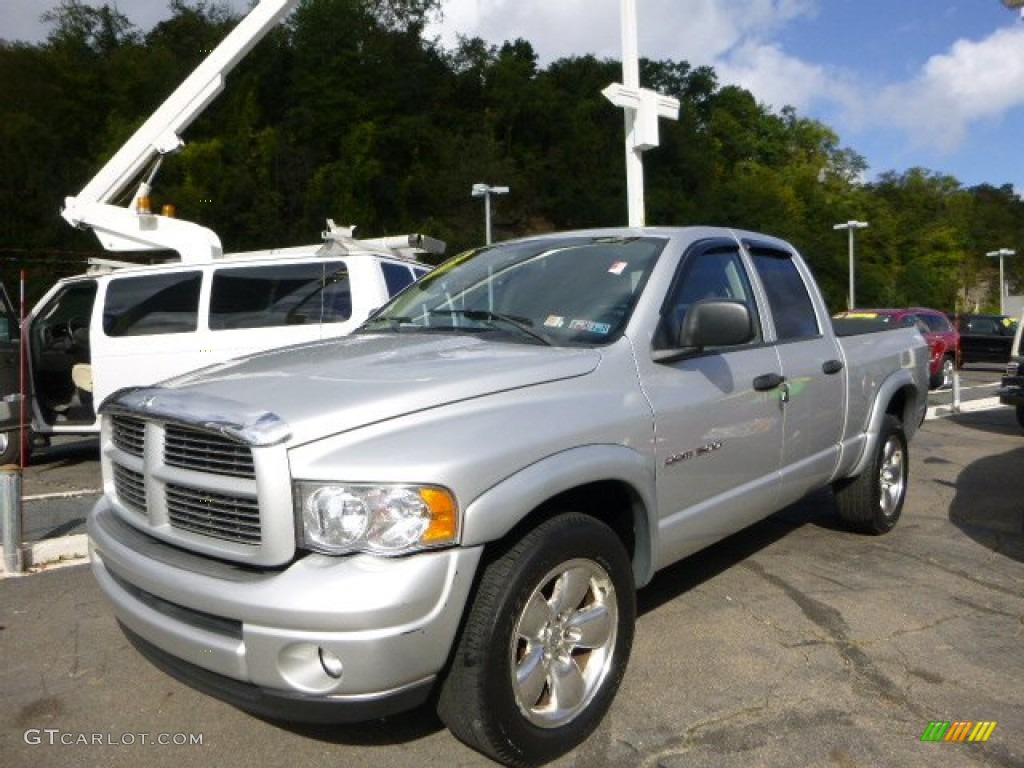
[319,647,344,679]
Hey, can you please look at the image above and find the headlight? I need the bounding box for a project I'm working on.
[295,482,458,555]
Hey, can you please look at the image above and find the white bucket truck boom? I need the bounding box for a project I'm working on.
[60,0,299,263]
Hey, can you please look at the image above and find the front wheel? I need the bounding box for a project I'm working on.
[833,414,908,534]
[437,513,635,767]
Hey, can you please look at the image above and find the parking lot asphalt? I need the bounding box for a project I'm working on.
[1,400,1021,767]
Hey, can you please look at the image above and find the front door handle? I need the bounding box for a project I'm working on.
[753,373,786,391]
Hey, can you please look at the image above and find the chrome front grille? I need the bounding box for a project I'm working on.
[112,416,145,457]
[113,464,146,515]
[166,484,261,545]
[164,424,255,479]
[107,416,265,552]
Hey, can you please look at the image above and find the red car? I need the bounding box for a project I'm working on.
[833,307,959,389]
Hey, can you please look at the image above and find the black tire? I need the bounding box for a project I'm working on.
[1015,404,1024,430]
[833,414,908,534]
[437,513,635,767]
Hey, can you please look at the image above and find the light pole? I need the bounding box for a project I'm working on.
[471,183,509,245]
[986,248,1016,314]
[833,220,869,310]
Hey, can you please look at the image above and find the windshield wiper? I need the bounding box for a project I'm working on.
[359,315,418,332]
[429,309,552,346]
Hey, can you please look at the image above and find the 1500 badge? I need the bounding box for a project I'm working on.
[665,440,724,466]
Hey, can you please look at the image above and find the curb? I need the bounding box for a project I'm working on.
[1,534,89,577]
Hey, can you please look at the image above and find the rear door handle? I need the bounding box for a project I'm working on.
[753,373,786,391]
[822,359,844,375]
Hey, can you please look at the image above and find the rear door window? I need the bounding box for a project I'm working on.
[748,248,820,341]
[104,272,201,337]
[209,261,351,330]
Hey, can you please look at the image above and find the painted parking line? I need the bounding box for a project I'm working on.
[925,396,1002,421]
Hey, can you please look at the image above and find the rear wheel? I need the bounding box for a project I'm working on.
[1015,404,1024,430]
[438,513,635,767]
[833,414,908,534]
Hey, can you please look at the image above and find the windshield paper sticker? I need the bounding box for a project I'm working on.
[544,315,566,328]
[608,261,627,275]
[569,319,612,334]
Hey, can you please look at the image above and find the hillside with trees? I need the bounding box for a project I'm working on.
[1,0,1022,313]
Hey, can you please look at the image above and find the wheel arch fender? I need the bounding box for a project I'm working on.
[461,444,658,587]
[847,371,922,478]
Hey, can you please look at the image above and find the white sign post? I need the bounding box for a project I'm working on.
[602,0,680,226]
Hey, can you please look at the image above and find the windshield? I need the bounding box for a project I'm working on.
[362,235,666,346]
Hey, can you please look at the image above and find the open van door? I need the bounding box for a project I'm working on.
[24,277,99,435]
[0,281,23,463]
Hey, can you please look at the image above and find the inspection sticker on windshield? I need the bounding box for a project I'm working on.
[607,261,628,275]
[544,315,566,328]
[569,319,612,334]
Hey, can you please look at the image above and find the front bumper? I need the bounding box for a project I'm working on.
[88,499,483,722]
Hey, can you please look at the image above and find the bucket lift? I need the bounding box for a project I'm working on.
[60,0,300,263]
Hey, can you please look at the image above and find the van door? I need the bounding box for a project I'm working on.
[0,282,22,462]
[89,270,204,409]
[27,278,99,430]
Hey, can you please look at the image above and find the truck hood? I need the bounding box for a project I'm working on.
[107,333,601,446]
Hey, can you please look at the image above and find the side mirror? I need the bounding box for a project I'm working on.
[654,299,754,362]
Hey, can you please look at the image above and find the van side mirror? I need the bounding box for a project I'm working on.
[653,299,754,363]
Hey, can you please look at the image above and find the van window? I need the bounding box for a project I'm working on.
[381,262,417,297]
[104,272,202,337]
[209,261,351,330]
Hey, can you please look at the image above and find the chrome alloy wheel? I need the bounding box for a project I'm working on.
[878,434,906,517]
[509,558,619,729]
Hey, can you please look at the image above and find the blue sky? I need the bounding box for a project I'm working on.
[3,0,1023,193]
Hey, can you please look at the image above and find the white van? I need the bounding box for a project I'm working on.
[16,231,435,461]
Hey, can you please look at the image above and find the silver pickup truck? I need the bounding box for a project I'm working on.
[87,227,928,766]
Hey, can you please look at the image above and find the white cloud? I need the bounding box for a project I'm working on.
[713,40,831,112]
[872,26,1024,151]
[428,0,818,65]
